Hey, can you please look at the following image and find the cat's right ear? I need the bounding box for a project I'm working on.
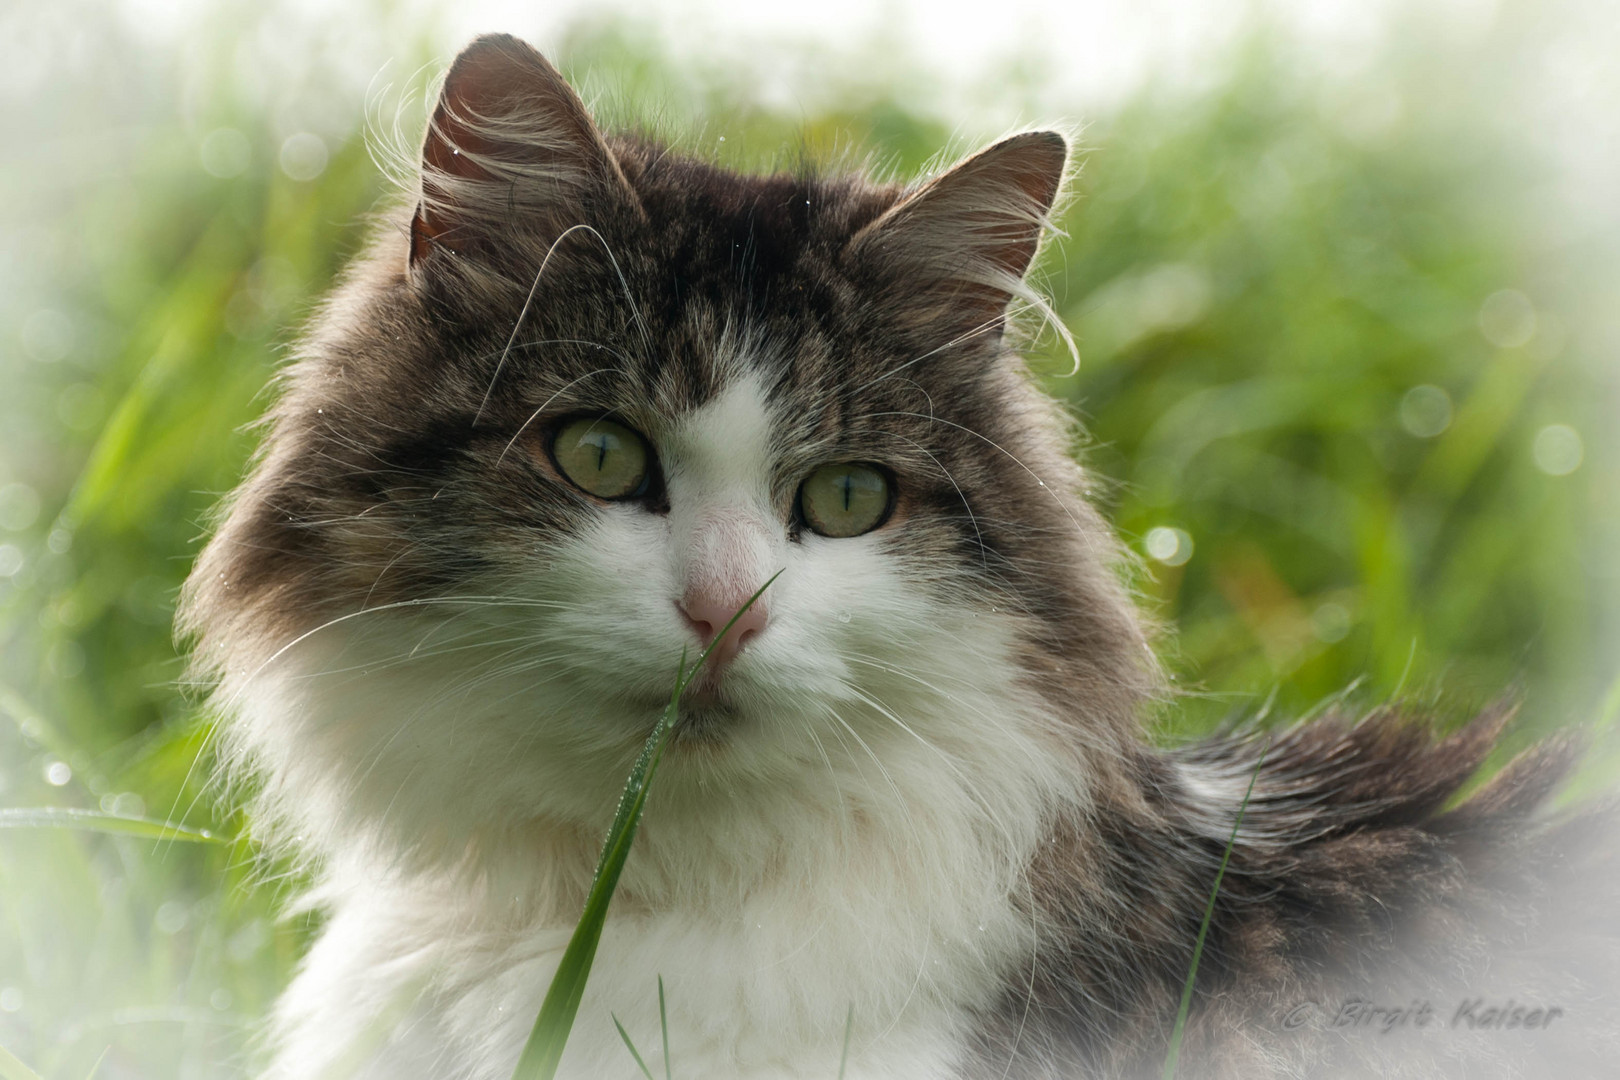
[409,35,643,269]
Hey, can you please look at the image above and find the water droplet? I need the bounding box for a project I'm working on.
[836,610,852,624]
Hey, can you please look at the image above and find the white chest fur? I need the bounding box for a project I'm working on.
[234,615,1082,1080]
[269,870,1027,1080]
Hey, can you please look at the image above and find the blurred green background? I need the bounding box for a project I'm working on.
[1,1,1616,1076]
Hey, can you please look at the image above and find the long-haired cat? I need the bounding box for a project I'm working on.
[180,33,1614,1080]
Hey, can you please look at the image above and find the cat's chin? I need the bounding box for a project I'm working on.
[669,703,740,745]
[664,680,745,742]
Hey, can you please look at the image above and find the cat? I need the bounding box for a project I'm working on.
[179,33,1615,1080]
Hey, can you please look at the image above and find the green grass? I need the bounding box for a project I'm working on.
[1161,740,1269,1080]
[0,809,221,844]
[0,1044,45,1080]
[511,575,778,1080]
[609,984,854,1080]
[0,3,1613,1078]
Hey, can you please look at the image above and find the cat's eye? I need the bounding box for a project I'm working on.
[799,463,892,538]
[551,417,651,500]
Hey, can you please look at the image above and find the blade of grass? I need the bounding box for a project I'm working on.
[510,651,683,1080]
[83,1047,110,1080]
[837,1002,853,1080]
[509,571,781,1080]
[1599,666,1620,729]
[0,1042,43,1080]
[1162,737,1268,1080]
[612,1015,656,1080]
[658,974,671,1080]
[0,807,222,843]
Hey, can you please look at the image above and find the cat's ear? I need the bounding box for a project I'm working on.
[847,131,1068,335]
[410,34,642,268]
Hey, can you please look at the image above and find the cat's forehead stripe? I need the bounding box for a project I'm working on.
[667,372,778,495]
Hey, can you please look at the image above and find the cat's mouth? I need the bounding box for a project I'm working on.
[667,677,742,739]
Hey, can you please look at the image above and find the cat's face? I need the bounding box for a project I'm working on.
[182,35,1154,862]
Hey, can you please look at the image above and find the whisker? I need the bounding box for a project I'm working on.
[570,223,655,355]
[871,409,1091,544]
[216,596,577,715]
[494,367,617,467]
[815,703,918,847]
[874,430,987,571]
[856,314,1003,393]
[840,680,1027,856]
[475,222,605,427]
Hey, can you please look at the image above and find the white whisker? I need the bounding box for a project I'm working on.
[494,367,617,467]
[474,222,605,427]
[856,314,1003,393]
[872,409,1092,543]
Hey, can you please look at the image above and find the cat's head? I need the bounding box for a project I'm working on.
[181,35,1157,874]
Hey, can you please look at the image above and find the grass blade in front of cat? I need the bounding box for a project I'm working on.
[612,1015,656,1080]
[0,807,222,843]
[510,573,780,1080]
[0,1042,44,1080]
[658,974,671,1080]
[1161,739,1268,1080]
[510,654,683,1080]
[837,1002,853,1080]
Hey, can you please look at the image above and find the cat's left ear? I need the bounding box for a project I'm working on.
[847,131,1067,335]
[409,34,643,269]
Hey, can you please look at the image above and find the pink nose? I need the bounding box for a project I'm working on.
[679,590,769,673]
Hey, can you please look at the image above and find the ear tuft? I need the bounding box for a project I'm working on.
[410,34,640,267]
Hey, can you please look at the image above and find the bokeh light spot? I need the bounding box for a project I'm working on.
[1399,385,1452,438]
[1478,289,1536,348]
[279,132,328,181]
[200,127,252,178]
[1145,526,1194,566]
[1532,424,1583,476]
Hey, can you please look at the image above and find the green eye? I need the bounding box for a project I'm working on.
[799,463,892,538]
[551,417,651,499]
